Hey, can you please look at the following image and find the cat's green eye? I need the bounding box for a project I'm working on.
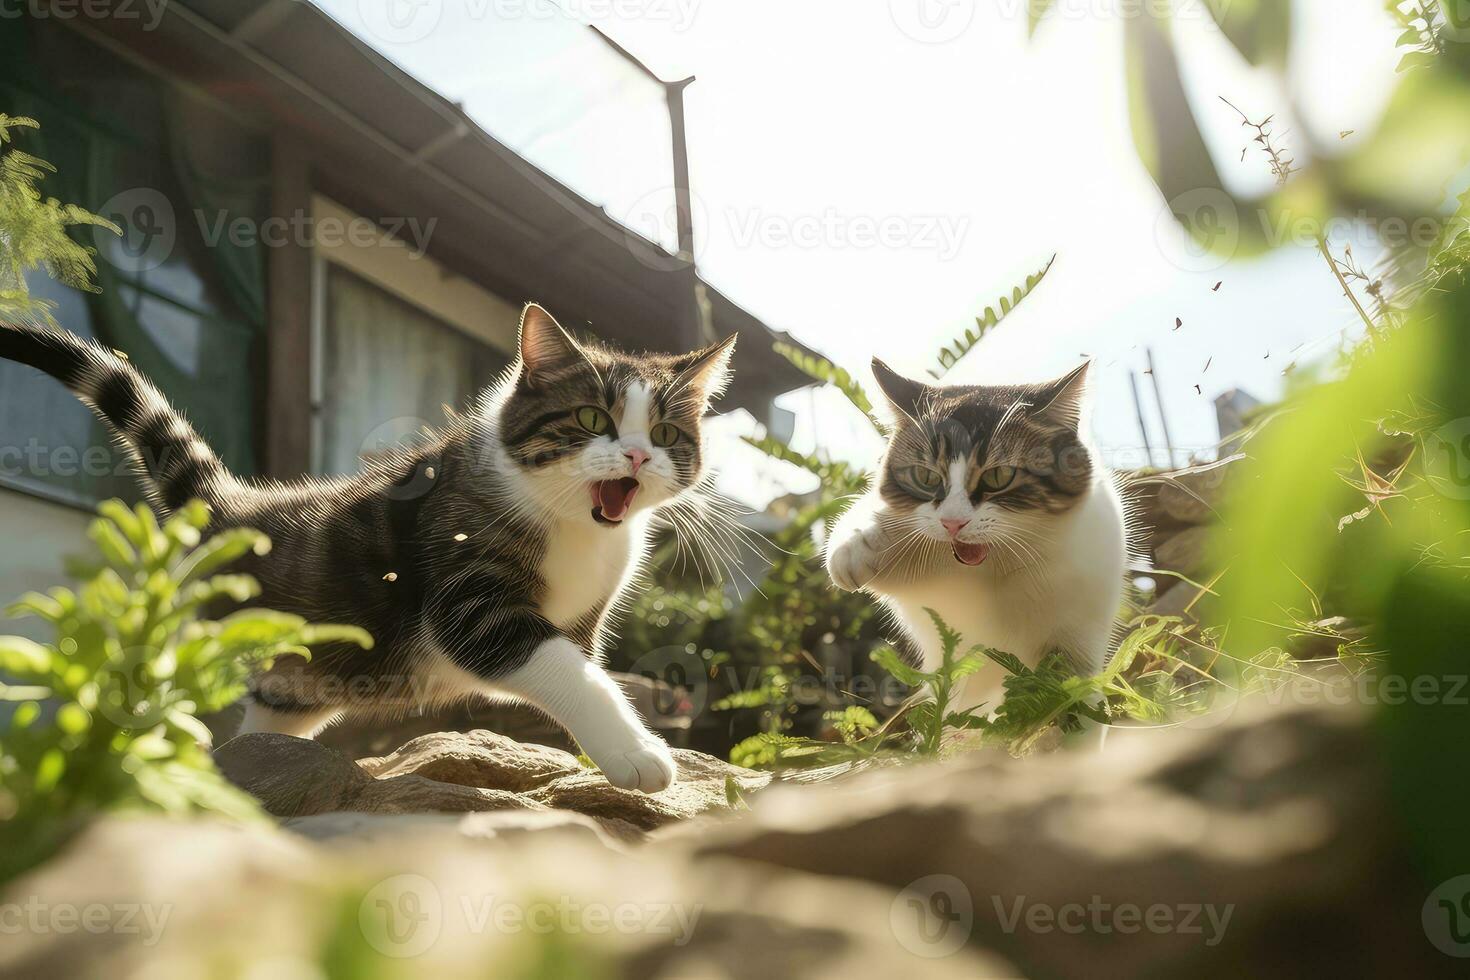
[650,422,681,447]
[908,466,943,491]
[575,406,613,435]
[980,465,1018,493]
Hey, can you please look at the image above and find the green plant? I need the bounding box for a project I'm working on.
[0,499,372,881]
[0,113,118,323]
[870,610,991,755]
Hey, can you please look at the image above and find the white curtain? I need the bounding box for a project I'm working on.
[316,265,508,476]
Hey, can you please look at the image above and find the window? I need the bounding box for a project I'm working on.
[0,29,264,508]
[314,264,509,476]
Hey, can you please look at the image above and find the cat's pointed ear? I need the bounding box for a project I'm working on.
[518,303,587,387]
[1032,361,1091,429]
[672,333,737,403]
[871,357,931,420]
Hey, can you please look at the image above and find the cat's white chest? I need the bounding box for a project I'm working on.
[539,520,641,628]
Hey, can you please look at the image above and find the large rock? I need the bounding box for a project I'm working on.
[1152,524,1212,581]
[215,728,769,839]
[0,813,1012,979]
[680,700,1451,979]
[1129,456,1241,534]
[3,702,1453,978]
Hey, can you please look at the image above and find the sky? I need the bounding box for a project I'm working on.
[313,0,1409,508]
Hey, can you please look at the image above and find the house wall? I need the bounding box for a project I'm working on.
[0,491,92,641]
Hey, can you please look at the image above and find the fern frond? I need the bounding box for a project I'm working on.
[772,342,888,435]
[929,254,1056,379]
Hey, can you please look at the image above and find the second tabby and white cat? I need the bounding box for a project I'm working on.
[826,358,1130,716]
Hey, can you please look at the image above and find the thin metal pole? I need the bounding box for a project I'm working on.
[1128,370,1156,468]
[1145,347,1176,468]
[589,28,711,347]
[665,77,713,345]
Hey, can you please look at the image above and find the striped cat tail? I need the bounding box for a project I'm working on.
[0,319,232,510]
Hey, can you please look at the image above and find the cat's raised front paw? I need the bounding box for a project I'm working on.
[592,736,678,793]
[828,525,892,592]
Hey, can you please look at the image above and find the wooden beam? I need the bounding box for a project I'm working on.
[264,137,314,478]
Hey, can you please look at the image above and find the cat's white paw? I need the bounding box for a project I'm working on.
[828,525,892,592]
[592,736,678,793]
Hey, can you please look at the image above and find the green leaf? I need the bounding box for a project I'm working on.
[1397,50,1439,73]
[172,528,270,585]
[870,646,927,687]
[0,685,53,701]
[34,748,66,793]
[944,708,990,731]
[55,703,90,735]
[723,774,748,809]
[1027,0,1055,38]
[1339,65,1470,217]
[982,647,1028,677]
[741,435,828,476]
[301,623,374,650]
[0,636,53,675]
[1217,325,1429,659]
[96,499,144,545]
[6,591,66,622]
[949,652,990,680]
[923,607,962,660]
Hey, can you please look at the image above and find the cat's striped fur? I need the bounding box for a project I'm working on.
[0,305,735,792]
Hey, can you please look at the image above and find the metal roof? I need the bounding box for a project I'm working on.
[62,0,816,417]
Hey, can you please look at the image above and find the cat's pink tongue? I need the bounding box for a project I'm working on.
[592,478,640,522]
[952,540,990,566]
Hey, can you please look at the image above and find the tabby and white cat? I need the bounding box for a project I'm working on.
[0,305,737,793]
[826,358,1130,716]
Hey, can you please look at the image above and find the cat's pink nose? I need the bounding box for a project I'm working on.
[941,518,970,538]
[624,447,650,475]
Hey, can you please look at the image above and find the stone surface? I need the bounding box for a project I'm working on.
[1126,458,1241,605]
[1150,457,1239,526]
[215,728,768,840]
[1152,524,1213,582]
[3,703,1454,978]
[682,700,1451,979]
[0,814,1013,979]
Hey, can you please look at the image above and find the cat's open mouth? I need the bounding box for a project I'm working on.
[590,478,640,525]
[952,540,990,566]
